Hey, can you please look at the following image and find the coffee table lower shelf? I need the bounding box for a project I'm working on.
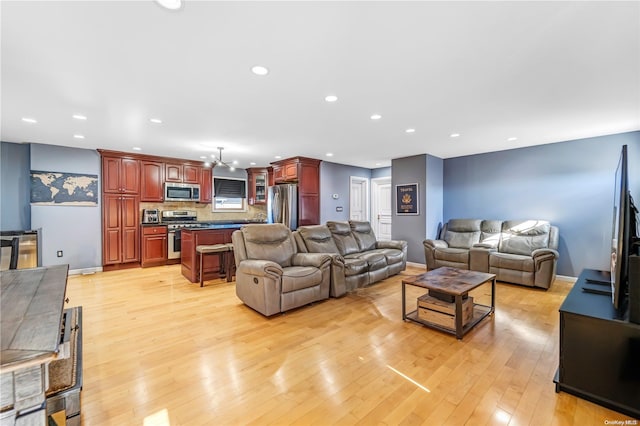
[404,303,493,337]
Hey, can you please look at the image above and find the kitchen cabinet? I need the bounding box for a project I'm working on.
[165,163,200,184]
[270,157,321,226]
[102,194,139,265]
[140,160,164,202]
[247,167,268,205]
[200,166,212,203]
[102,156,139,194]
[141,225,168,267]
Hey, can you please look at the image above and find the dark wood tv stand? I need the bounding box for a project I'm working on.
[554,268,640,419]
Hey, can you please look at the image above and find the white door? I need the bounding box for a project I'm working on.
[349,177,369,221]
[372,177,392,240]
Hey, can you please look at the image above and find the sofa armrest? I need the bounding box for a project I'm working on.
[532,248,559,260]
[470,245,494,272]
[292,253,332,269]
[377,240,408,251]
[423,239,448,249]
[237,259,283,278]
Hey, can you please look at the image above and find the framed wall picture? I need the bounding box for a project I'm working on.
[396,183,419,215]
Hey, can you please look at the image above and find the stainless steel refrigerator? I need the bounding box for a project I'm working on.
[267,184,297,229]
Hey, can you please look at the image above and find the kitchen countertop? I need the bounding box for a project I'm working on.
[141,221,266,229]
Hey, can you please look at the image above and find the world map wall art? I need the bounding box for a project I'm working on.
[31,170,98,206]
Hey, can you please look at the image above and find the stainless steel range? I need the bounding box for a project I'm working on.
[161,210,207,259]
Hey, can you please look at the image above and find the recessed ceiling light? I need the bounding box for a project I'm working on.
[370,114,382,120]
[72,114,87,120]
[204,162,211,167]
[405,128,416,133]
[250,162,256,166]
[375,163,382,166]
[150,118,162,124]
[326,153,334,157]
[21,117,37,123]
[73,134,85,139]
[325,95,338,103]
[450,133,460,138]
[251,65,269,76]
[232,160,238,165]
[200,156,207,159]
[155,0,182,10]
[229,167,236,172]
[274,155,282,159]
[132,147,142,151]
[508,137,518,142]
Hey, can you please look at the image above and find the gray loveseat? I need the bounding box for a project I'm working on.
[293,220,408,297]
[232,223,332,316]
[423,219,559,289]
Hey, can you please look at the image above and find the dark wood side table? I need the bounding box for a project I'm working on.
[402,267,496,339]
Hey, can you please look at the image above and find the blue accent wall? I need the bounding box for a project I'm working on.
[443,131,640,277]
[30,143,102,270]
[426,154,444,240]
[320,161,372,223]
[1,142,31,231]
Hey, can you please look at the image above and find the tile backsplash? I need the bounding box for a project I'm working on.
[140,201,267,222]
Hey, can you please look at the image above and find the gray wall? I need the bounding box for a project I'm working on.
[1,142,31,231]
[320,161,372,223]
[392,154,428,263]
[443,131,640,277]
[30,144,102,270]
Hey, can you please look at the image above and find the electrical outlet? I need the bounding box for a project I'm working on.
[57,250,63,257]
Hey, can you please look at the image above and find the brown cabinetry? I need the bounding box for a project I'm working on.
[270,157,321,226]
[141,225,168,267]
[101,153,141,267]
[181,228,238,283]
[103,194,139,265]
[102,156,139,194]
[140,160,164,202]
[247,167,268,205]
[165,163,200,184]
[200,167,212,203]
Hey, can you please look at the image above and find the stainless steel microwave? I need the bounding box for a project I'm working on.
[164,183,200,202]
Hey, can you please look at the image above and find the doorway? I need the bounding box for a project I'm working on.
[349,176,369,221]
[371,177,392,240]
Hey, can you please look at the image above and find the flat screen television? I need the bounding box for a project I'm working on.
[611,145,630,311]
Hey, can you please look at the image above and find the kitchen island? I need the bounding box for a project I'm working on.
[181,223,254,284]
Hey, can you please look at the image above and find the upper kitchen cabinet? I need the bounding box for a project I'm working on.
[165,163,200,184]
[140,160,164,202]
[200,166,212,203]
[270,157,321,226]
[247,167,268,205]
[102,155,140,194]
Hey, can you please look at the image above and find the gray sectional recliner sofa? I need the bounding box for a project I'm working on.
[294,220,408,297]
[423,219,559,289]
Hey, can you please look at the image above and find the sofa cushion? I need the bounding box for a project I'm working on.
[327,221,361,255]
[434,247,469,264]
[297,225,340,254]
[489,252,534,273]
[281,266,324,292]
[347,251,387,271]
[480,220,502,248]
[343,258,369,276]
[499,220,551,256]
[444,219,482,249]
[370,248,404,265]
[350,220,377,251]
[242,224,295,267]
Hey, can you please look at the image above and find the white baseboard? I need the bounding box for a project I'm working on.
[555,274,577,283]
[69,266,103,276]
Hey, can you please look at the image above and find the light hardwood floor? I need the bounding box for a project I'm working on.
[65,264,633,425]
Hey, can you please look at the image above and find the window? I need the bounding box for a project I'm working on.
[213,177,247,212]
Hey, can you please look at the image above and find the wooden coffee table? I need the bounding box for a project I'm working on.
[402,267,496,339]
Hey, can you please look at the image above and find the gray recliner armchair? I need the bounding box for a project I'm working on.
[231,223,332,316]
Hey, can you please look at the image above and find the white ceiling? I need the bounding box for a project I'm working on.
[2,1,639,169]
